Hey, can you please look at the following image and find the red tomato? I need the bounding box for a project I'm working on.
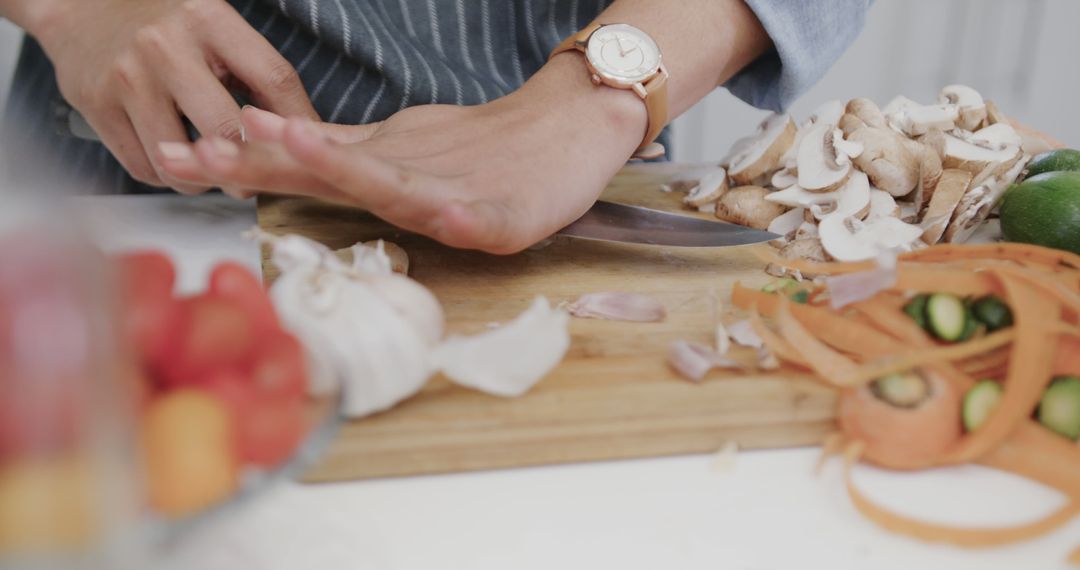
[114,252,178,366]
[201,369,256,418]
[236,396,306,467]
[159,295,256,387]
[208,262,279,335]
[250,332,307,400]
[201,369,304,467]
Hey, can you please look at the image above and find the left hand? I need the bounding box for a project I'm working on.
[158,55,646,254]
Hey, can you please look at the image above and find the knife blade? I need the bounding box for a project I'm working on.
[557,201,779,247]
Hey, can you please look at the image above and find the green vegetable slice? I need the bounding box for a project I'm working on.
[962,379,1003,432]
[925,293,971,342]
[970,295,1013,332]
[1038,376,1080,440]
[870,372,930,408]
[903,294,930,331]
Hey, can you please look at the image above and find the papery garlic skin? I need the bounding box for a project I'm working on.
[433,297,569,397]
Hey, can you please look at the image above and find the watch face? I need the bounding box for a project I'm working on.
[585,24,661,86]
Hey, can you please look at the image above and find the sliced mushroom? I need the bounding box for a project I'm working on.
[882,95,919,116]
[845,98,887,129]
[766,238,827,277]
[919,169,973,244]
[898,202,920,224]
[683,170,729,208]
[865,189,900,220]
[727,114,798,185]
[888,104,959,137]
[819,214,923,262]
[808,171,871,221]
[939,85,987,131]
[969,123,1023,149]
[943,157,1029,243]
[904,137,944,212]
[770,166,799,189]
[764,183,838,209]
[847,125,919,197]
[767,207,805,246]
[715,185,787,230]
[794,221,819,241]
[984,100,1008,127]
[797,124,858,192]
[943,131,1022,176]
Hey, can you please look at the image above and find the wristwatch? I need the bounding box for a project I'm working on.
[550,23,669,160]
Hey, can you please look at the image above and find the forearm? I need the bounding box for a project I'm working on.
[592,0,772,119]
[514,0,772,159]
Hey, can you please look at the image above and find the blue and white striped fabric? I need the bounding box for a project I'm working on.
[2,0,871,194]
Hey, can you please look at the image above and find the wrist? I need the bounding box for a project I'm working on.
[516,52,649,157]
[2,0,62,37]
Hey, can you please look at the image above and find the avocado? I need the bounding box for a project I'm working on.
[999,171,1080,255]
[1022,149,1080,181]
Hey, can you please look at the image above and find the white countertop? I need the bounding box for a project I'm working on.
[84,194,1079,570]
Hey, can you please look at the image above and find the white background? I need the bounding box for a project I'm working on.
[4,0,1080,156]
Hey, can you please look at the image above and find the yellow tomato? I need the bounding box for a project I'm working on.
[142,389,237,517]
[0,454,100,552]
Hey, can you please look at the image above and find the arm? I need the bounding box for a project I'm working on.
[158,0,863,253]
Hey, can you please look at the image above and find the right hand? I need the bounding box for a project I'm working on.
[31,0,318,193]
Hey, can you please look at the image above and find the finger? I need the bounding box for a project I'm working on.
[241,106,379,145]
[201,7,319,120]
[164,60,244,142]
[282,120,430,209]
[124,93,209,195]
[83,108,165,187]
[187,136,351,202]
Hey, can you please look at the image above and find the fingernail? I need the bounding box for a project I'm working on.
[239,123,247,143]
[210,138,240,158]
[158,142,193,161]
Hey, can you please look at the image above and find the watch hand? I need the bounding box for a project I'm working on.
[615,36,627,56]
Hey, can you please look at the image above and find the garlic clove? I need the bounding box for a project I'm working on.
[567,291,667,323]
[433,297,570,398]
[668,341,744,382]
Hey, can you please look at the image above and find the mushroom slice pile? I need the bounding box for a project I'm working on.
[677,84,1033,266]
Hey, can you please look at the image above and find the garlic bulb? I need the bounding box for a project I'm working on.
[260,231,570,418]
[270,262,439,417]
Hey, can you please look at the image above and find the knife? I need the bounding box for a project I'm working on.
[557,201,779,247]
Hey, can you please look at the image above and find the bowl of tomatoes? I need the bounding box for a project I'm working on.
[116,251,341,526]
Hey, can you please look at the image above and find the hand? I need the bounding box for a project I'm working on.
[29,0,317,193]
[158,55,646,253]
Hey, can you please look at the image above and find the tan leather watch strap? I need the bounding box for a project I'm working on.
[549,23,668,159]
[550,23,601,59]
[637,67,668,158]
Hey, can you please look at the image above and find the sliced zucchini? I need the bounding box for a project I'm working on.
[790,290,810,304]
[962,379,1003,432]
[762,278,799,294]
[925,293,973,342]
[1038,376,1080,440]
[870,371,930,408]
[903,294,930,331]
[970,295,1014,332]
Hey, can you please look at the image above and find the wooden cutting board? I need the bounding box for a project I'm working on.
[258,164,837,483]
